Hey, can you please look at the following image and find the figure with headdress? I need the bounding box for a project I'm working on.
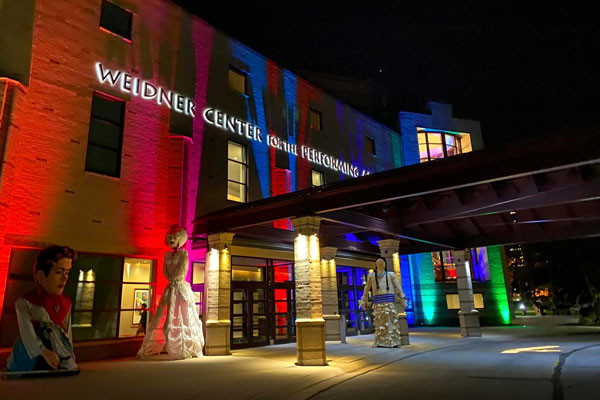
[360,257,407,347]
[137,226,204,359]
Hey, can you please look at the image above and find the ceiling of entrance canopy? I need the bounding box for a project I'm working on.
[192,131,600,256]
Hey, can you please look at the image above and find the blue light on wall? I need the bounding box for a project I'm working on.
[345,233,361,243]
[367,235,382,247]
[283,69,297,190]
[231,40,270,198]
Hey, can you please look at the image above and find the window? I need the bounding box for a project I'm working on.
[85,92,125,177]
[229,67,247,95]
[312,170,324,187]
[118,258,153,337]
[67,255,154,339]
[433,251,456,282]
[446,293,485,310]
[73,269,96,327]
[365,136,376,155]
[191,262,205,318]
[309,108,322,131]
[227,141,247,202]
[433,249,489,283]
[99,1,132,41]
[0,248,154,344]
[469,247,491,282]
[417,128,472,163]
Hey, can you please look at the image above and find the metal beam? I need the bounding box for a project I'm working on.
[404,178,600,227]
[319,209,458,249]
[193,131,600,242]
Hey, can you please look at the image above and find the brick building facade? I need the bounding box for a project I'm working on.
[0,0,509,362]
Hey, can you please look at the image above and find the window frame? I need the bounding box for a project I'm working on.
[418,130,466,163]
[99,0,133,42]
[446,293,485,310]
[85,91,126,178]
[433,250,480,283]
[227,140,248,203]
[311,169,325,187]
[228,66,248,96]
[365,136,376,156]
[191,261,205,320]
[308,108,322,131]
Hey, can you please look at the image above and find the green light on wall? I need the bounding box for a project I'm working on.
[411,253,438,325]
[487,246,511,325]
[421,294,437,324]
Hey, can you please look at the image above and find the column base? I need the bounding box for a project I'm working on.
[323,314,341,341]
[296,318,327,366]
[398,312,410,345]
[458,310,481,337]
[205,320,231,356]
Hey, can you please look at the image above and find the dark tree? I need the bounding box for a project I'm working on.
[510,238,600,323]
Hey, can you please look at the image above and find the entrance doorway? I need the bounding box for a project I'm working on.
[230,257,296,349]
[337,265,374,335]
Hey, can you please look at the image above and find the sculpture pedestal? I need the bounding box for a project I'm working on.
[398,312,410,345]
[323,314,341,341]
[458,310,481,337]
[205,320,231,356]
[296,318,327,366]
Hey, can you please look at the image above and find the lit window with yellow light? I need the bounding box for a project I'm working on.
[417,128,472,163]
[227,141,247,202]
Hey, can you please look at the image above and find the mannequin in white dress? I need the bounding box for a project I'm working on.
[360,257,407,347]
[137,226,204,359]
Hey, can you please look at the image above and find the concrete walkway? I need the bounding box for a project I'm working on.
[2,325,599,400]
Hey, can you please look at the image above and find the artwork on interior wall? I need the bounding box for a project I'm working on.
[132,288,150,325]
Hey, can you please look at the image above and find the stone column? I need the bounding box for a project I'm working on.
[204,232,234,355]
[377,239,409,345]
[292,216,326,366]
[455,250,481,337]
[320,247,341,341]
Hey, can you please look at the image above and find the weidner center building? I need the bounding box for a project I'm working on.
[0,0,511,364]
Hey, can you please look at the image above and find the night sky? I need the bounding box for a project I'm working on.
[175,1,599,147]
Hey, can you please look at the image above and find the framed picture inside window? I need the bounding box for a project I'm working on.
[132,288,150,325]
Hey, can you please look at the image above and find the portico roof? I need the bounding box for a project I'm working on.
[192,131,600,256]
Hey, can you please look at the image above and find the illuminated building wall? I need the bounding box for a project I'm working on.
[0,0,400,333]
[0,0,511,353]
[398,103,511,326]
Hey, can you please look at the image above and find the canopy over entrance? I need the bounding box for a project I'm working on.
[193,131,600,255]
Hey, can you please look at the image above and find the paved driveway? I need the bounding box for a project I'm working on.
[2,325,599,400]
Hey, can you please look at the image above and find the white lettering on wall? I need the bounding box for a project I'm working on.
[95,63,196,118]
[203,107,370,177]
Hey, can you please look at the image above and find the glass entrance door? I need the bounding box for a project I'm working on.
[230,257,296,348]
[337,266,374,335]
[271,260,296,343]
[272,284,295,343]
[231,285,269,348]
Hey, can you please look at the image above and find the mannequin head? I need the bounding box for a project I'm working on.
[375,257,387,273]
[165,225,188,249]
[34,246,77,296]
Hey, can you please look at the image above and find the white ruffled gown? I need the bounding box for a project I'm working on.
[362,271,406,348]
[137,249,204,359]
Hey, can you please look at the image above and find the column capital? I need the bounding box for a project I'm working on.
[320,247,337,260]
[377,239,400,257]
[291,216,321,236]
[207,232,235,251]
